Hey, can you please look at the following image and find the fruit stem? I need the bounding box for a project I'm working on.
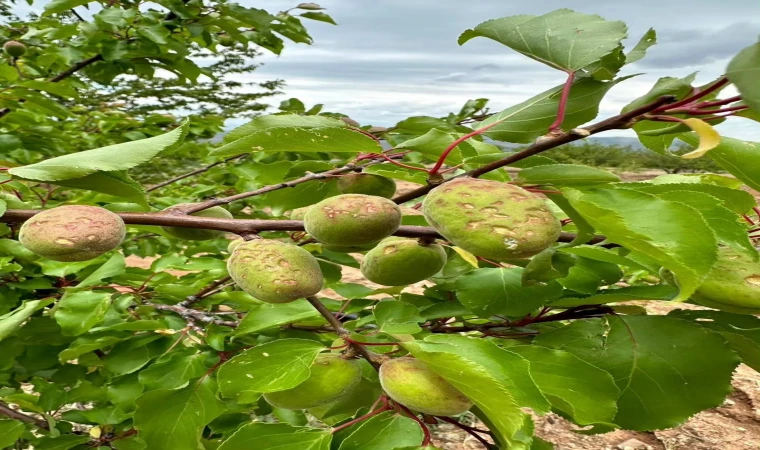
[742,214,756,226]
[396,403,432,446]
[547,70,576,133]
[331,402,391,434]
[436,416,493,449]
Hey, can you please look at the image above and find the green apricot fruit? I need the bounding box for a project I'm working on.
[361,238,446,286]
[19,205,125,262]
[304,194,402,246]
[161,204,233,241]
[263,354,362,409]
[289,206,311,220]
[379,357,472,416]
[227,239,243,253]
[227,239,323,303]
[337,173,397,199]
[3,41,26,58]
[423,178,561,260]
[689,248,760,314]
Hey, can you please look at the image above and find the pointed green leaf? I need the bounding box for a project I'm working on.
[134,379,225,450]
[42,0,93,15]
[0,420,26,448]
[73,253,126,290]
[363,164,428,186]
[54,291,111,336]
[510,345,618,426]
[517,164,619,186]
[480,77,630,143]
[235,299,322,337]
[534,315,740,430]
[550,284,678,308]
[679,134,760,192]
[625,28,657,65]
[338,412,423,450]
[726,41,760,112]
[217,339,324,402]
[224,114,346,143]
[0,299,54,342]
[219,422,331,450]
[559,246,652,272]
[139,350,217,390]
[210,127,382,158]
[35,434,91,450]
[623,182,756,215]
[373,300,424,335]
[455,268,563,318]
[459,10,627,72]
[404,339,526,448]
[564,187,717,301]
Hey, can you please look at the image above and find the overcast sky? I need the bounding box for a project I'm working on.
[237,0,760,140]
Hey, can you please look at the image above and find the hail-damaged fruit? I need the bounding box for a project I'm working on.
[161,204,233,241]
[3,40,26,58]
[361,237,447,286]
[263,354,362,410]
[19,205,126,262]
[304,194,402,246]
[337,173,397,199]
[423,178,561,260]
[667,247,760,314]
[380,357,473,416]
[227,239,323,303]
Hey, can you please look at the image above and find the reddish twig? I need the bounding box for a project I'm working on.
[428,119,505,176]
[332,400,392,434]
[396,403,432,446]
[653,77,729,113]
[548,70,576,133]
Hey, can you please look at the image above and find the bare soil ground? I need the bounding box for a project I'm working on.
[124,169,760,450]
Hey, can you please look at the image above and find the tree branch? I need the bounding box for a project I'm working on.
[391,95,678,205]
[149,303,239,328]
[0,209,604,246]
[0,400,49,429]
[178,276,233,307]
[306,296,385,369]
[147,154,246,192]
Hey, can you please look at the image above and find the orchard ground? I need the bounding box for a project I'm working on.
[124,171,760,450]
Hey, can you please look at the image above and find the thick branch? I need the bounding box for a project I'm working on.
[391,95,678,205]
[0,209,603,245]
[0,401,49,429]
[147,154,246,192]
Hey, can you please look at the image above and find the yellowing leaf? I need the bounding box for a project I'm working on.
[452,246,479,268]
[89,426,102,439]
[680,119,721,159]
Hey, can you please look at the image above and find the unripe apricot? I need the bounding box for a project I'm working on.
[3,41,26,58]
[337,173,397,199]
[227,239,323,303]
[423,178,561,260]
[161,204,233,241]
[289,206,311,220]
[304,194,401,246]
[263,354,362,409]
[19,205,125,262]
[379,357,472,416]
[361,238,446,286]
[227,239,243,254]
[689,248,760,314]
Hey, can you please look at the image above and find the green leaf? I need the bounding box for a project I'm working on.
[0,198,5,218]
[74,253,126,290]
[20,80,78,98]
[564,187,717,301]
[137,24,171,45]
[338,412,423,450]
[556,256,623,294]
[625,28,657,65]
[517,164,620,186]
[455,268,563,318]
[35,434,91,450]
[0,420,26,448]
[134,379,225,450]
[425,335,550,413]
[668,310,760,372]
[54,291,111,336]
[624,182,756,215]
[220,422,331,450]
[679,134,760,192]
[211,127,381,158]
[103,335,167,375]
[534,315,740,430]
[395,129,471,165]
[551,284,677,307]
[363,164,428,186]
[42,0,93,15]
[459,10,627,72]
[217,339,324,402]
[224,114,346,143]
[373,300,424,335]
[9,121,188,181]
[653,190,758,259]
[726,41,760,112]
[480,77,629,143]
[300,12,337,25]
[559,246,652,272]
[139,350,216,390]
[509,346,618,426]
[48,171,149,209]
[0,299,53,342]
[235,299,322,337]
[404,340,527,448]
